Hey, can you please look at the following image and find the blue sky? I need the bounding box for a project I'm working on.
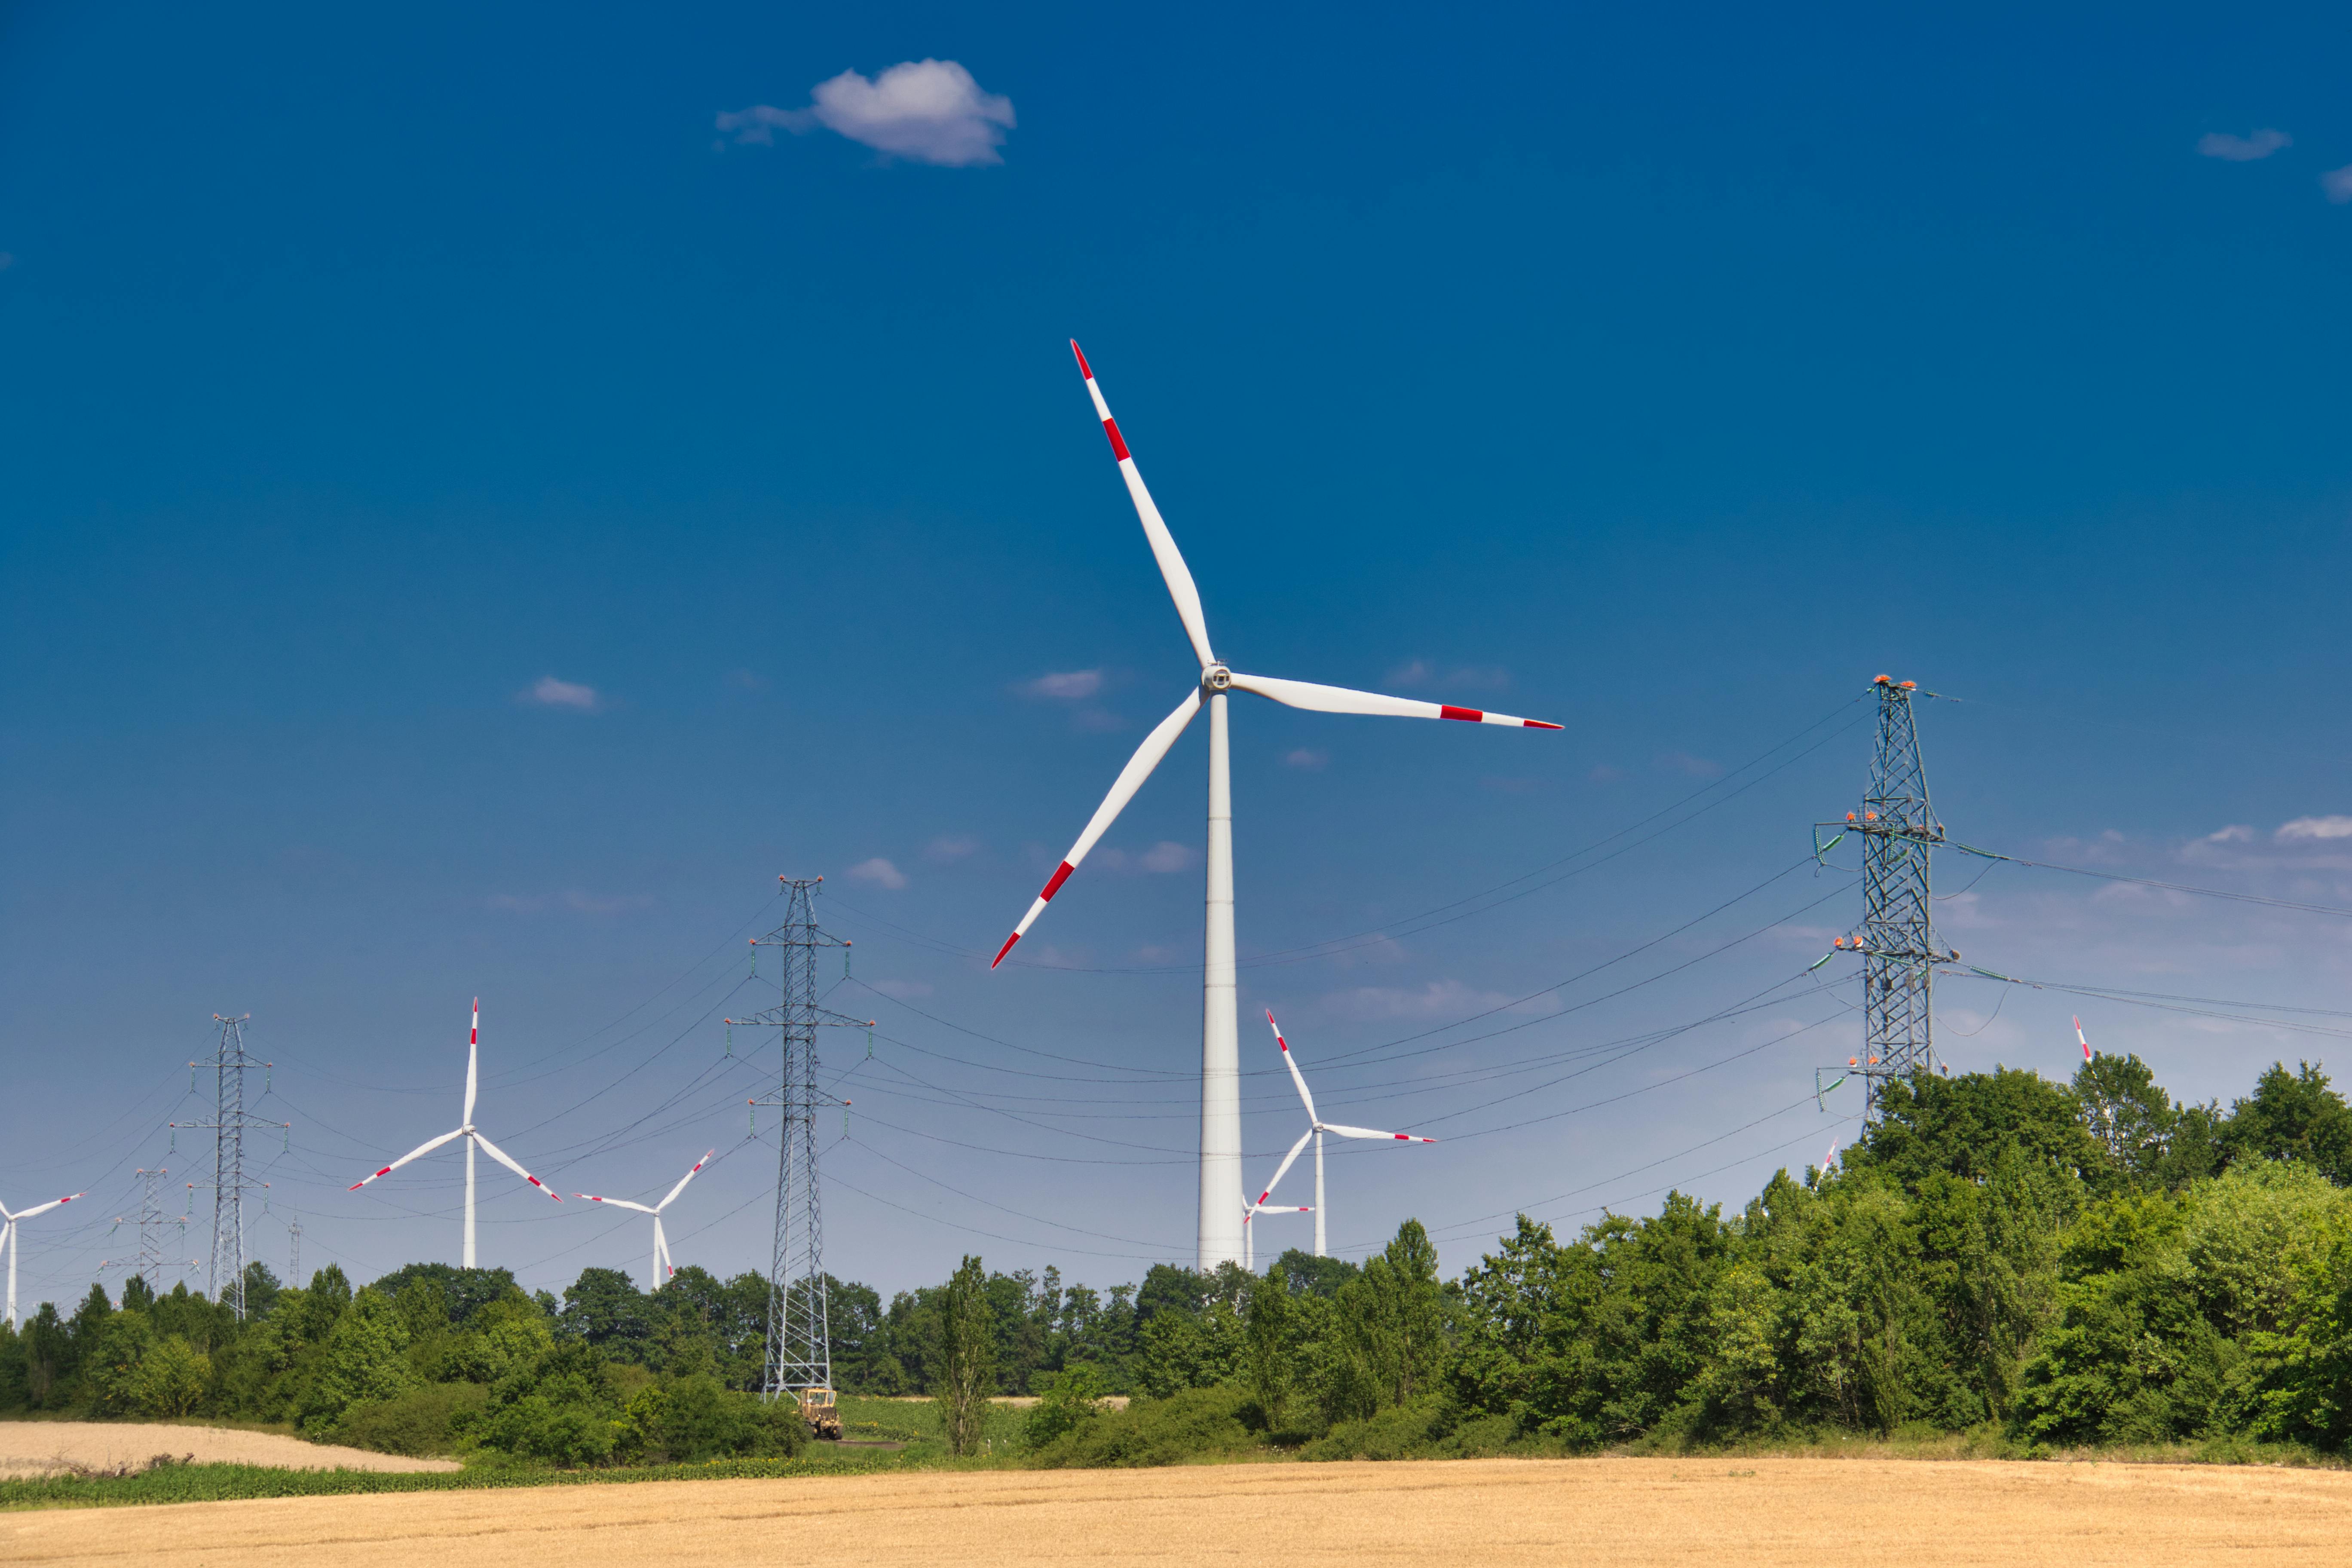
[6,2,2352,1307]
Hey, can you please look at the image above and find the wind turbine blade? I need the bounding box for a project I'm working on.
[1229,671,1562,730]
[1265,1010,1318,1123]
[464,998,480,1126]
[1252,1128,1317,1209]
[10,1193,83,1222]
[656,1148,717,1212]
[2076,1015,2091,1063]
[349,1127,466,1190]
[468,1131,563,1201]
[992,687,1204,968]
[1320,1124,1436,1143]
[655,1216,673,1279]
[573,1194,657,1214]
[1071,341,1216,670]
[1247,1204,1312,1214]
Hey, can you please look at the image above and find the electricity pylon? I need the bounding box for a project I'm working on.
[1820,677,1956,1112]
[105,1168,188,1292]
[726,877,867,1403]
[184,1015,287,1319]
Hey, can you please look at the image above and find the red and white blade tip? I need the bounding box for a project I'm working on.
[1438,704,1563,730]
[990,932,1021,969]
[350,1165,393,1189]
[1070,340,1093,380]
[1265,1010,1290,1050]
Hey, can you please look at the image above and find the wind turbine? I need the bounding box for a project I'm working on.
[348,999,560,1265]
[1250,1010,1434,1258]
[992,342,1557,1267]
[574,1148,714,1291]
[1242,1197,1311,1273]
[1,1190,83,1329]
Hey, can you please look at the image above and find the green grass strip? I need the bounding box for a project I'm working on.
[0,1447,914,1511]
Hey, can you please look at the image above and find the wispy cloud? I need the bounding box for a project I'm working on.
[2206,824,2255,844]
[2198,128,2291,162]
[2323,166,2352,205]
[925,835,980,862]
[1283,748,1328,771]
[1019,669,1105,700]
[1139,841,1194,873]
[718,60,1014,167]
[1587,764,1626,784]
[2275,815,2352,842]
[848,856,909,889]
[1654,750,1722,778]
[1387,659,1511,692]
[1320,977,1534,1023]
[518,675,600,711]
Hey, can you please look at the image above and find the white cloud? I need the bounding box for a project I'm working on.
[2277,815,2352,842]
[719,60,1015,167]
[925,835,980,862]
[1139,841,1194,873]
[2206,824,2255,843]
[848,856,909,889]
[2198,128,2291,162]
[2324,166,2352,205]
[518,675,600,711]
[1321,978,1516,1022]
[1283,748,1328,771]
[1020,669,1104,700]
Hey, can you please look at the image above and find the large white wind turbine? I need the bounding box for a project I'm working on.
[348,1000,561,1265]
[1251,1010,1433,1259]
[1,1189,84,1329]
[992,342,1556,1268]
[574,1148,714,1292]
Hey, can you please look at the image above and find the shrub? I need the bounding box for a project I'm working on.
[334,1382,490,1456]
[1300,1394,1452,1460]
[478,1393,618,1467]
[1030,1384,1256,1468]
[1024,1364,1109,1449]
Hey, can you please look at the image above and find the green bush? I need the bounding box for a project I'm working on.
[1300,1394,1452,1460]
[478,1393,618,1467]
[1029,1384,1256,1468]
[334,1382,489,1456]
[1024,1364,1109,1449]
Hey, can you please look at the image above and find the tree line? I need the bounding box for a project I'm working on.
[4,1050,2349,1463]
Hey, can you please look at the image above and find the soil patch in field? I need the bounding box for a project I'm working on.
[9,1455,2352,1566]
[0,1422,457,1479]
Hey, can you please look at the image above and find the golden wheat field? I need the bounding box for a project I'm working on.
[8,1456,2352,1568]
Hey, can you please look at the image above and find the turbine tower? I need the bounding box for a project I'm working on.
[348,1000,562,1262]
[575,1148,714,1292]
[1252,1011,1433,1258]
[993,343,1558,1268]
[1,1189,84,1329]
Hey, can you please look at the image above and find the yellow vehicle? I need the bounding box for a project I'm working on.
[796,1387,843,1441]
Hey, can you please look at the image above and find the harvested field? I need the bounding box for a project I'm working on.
[0,1423,457,1480]
[9,1455,2352,1566]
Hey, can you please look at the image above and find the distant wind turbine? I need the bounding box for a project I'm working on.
[1251,1010,1434,1258]
[992,343,1557,1268]
[575,1148,714,1291]
[1,1189,83,1329]
[348,1000,560,1265]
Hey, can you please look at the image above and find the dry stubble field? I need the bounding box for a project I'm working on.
[9,1455,2352,1568]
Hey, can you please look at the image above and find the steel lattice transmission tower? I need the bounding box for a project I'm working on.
[107,1169,187,1292]
[184,1016,286,1319]
[1824,677,1957,1112]
[727,878,867,1401]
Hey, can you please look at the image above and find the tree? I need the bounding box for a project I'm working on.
[1242,1269,1294,1430]
[301,1285,412,1430]
[936,1255,995,1456]
[2225,1062,2352,1185]
[130,1335,211,1417]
